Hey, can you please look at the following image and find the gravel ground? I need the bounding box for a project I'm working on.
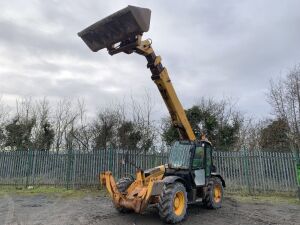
[0,193,299,225]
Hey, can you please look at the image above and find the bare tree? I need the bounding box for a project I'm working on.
[197,97,243,150]
[31,98,54,151]
[237,118,266,151]
[53,98,78,153]
[268,64,300,156]
[0,93,159,153]
[4,97,36,151]
[129,91,158,153]
[0,96,10,149]
[68,98,93,152]
[92,107,120,151]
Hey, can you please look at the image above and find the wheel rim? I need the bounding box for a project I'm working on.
[173,191,185,216]
[214,184,222,203]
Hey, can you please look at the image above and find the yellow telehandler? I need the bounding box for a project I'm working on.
[78,5,225,224]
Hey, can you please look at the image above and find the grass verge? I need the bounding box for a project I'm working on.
[1,186,299,205]
[0,185,106,198]
[226,192,300,205]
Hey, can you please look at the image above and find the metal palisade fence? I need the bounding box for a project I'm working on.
[0,149,298,193]
[214,150,298,193]
[0,149,167,189]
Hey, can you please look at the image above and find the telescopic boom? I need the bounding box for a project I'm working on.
[78,5,196,141]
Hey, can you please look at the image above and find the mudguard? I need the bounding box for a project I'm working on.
[211,173,226,187]
[163,176,188,189]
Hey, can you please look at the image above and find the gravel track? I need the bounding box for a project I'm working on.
[0,194,299,225]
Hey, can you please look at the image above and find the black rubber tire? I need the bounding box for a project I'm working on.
[202,177,223,209]
[116,177,134,193]
[158,182,187,224]
[114,176,134,213]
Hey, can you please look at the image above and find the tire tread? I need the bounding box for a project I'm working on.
[158,182,187,223]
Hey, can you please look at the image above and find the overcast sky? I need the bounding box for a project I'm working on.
[1,0,300,120]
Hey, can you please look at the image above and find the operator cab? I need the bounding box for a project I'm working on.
[167,141,214,187]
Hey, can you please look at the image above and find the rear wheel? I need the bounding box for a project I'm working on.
[158,182,187,224]
[115,176,134,213]
[203,177,223,209]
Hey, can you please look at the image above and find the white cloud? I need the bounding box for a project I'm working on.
[1,0,300,121]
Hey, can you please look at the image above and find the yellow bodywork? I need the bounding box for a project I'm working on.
[98,39,197,213]
[79,6,198,215]
[78,6,220,222]
[97,37,198,214]
[136,39,196,141]
[100,165,165,213]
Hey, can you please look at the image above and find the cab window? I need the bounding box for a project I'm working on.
[192,146,204,169]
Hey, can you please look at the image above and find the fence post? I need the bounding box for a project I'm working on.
[108,147,113,172]
[31,151,37,186]
[243,149,251,195]
[66,150,73,189]
[25,150,33,187]
[259,151,266,193]
[72,153,77,189]
[295,150,300,200]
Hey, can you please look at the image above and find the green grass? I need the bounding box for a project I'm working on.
[1,186,299,205]
[0,186,106,198]
[226,192,300,205]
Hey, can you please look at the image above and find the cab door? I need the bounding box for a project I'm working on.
[192,143,205,186]
[204,142,213,177]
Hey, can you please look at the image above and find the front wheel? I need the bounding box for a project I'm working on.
[158,182,187,224]
[203,177,223,209]
[114,176,134,213]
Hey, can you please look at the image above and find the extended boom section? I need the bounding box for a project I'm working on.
[135,40,196,141]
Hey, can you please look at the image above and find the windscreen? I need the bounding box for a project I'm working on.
[168,142,191,169]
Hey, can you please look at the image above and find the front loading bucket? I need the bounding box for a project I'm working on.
[78,5,151,52]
